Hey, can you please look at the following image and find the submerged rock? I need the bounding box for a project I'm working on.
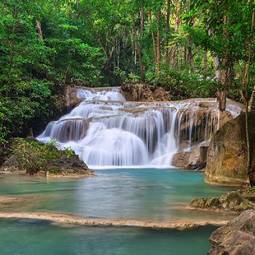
[190,188,255,212]
[209,210,255,255]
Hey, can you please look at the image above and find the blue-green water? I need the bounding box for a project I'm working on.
[0,219,215,255]
[0,168,232,221]
[0,168,234,255]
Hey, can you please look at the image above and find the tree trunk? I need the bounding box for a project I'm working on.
[215,16,231,112]
[187,6,194,70]
[156,11,161,73]
[248,85,255,112]
[214,55,221,81]
[165,0,171,65]
[165,0,171,35]
[203,50,208,75]
[243,1,254,186]
[245,102,251,176]
[172,2,180,68]
[139,8,145,81]
[187,41,193,70]
[216,90,227,112]
[36,20,43,40]
[148,11,157,66]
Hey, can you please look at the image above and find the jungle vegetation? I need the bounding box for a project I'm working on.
[0,0,254,145]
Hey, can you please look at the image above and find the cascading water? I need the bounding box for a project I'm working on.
[38,87,241,168]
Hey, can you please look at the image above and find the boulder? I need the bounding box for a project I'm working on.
[172,151,191,168]
[65,86,83,108]
[172,143,208,170]
[205,113,255,186]
[209,210,255,255]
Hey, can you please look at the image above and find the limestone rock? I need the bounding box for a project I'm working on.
[65,86,83,108]
[176,110,232,149]
[209,210,255,255]
[205,113,255,186]
[172,151,191,168]
[172,144,208,170]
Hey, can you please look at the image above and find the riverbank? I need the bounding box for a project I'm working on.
[209,210,255,254]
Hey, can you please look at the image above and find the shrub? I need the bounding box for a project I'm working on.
[10,138,75,174]
[145,66,218,100]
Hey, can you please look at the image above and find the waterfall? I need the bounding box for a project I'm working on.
[37,87,240,168]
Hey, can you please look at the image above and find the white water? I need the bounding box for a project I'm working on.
[38,87,241,168]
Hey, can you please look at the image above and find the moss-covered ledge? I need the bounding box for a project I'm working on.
[189,188,255,212]
[0,138,93,177]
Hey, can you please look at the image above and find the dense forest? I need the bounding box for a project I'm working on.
[0,0,255,143]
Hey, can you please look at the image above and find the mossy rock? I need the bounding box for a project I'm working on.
[190,197,221,209]
[2,138,90,175]
[190,189,255,212]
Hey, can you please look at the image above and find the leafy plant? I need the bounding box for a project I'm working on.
[10,138,76,174]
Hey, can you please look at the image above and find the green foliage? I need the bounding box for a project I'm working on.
[11,138,75,174]
[146,66,217,99]
[0,0,104,142]
[0,79,53,141]
[47,38,104,84]
[1,0,255,144]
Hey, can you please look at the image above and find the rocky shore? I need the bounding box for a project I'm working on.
[209,210,255,255]
[190,189,255,254]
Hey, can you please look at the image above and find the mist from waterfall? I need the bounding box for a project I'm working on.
[37,87,225,168]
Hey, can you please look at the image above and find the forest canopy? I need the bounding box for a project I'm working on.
[0,0,255,142]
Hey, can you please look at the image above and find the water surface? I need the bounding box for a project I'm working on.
[0,168,233,221]
[0,219,215,255]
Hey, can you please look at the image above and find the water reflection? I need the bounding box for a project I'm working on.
[0,168,234,221]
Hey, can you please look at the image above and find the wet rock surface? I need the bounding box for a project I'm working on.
[65,86,83,108]
[171,107,234,170]
[209,210,255,255]
[172,144,208,170]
